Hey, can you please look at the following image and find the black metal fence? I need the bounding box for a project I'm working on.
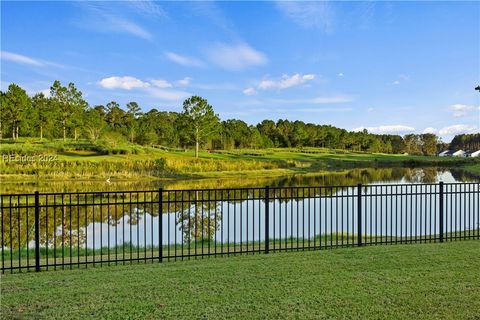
[1,182,479,273]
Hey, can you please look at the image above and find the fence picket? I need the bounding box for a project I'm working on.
[0,182,478,273]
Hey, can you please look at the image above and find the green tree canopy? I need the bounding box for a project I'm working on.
[181,96,220,157]
[0,83,31,139]
[31,92,54,140]
[50,80,88,141]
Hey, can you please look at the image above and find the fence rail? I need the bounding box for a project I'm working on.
[1,182,479,273]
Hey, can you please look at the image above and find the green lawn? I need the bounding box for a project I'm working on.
[1,241,479,319]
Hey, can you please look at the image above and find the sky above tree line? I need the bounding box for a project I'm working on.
[1,1,479,142]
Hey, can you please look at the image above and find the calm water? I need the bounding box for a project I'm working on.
[84,173,478,249]
[1,168,478,251]
[1,166,477,194]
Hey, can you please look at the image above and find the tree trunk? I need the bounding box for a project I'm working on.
[74,128,77,141]
[16,126,19,140]
[195,127,199,158]
[40,126,43,141]
[12,125,15,139]
[63,119,66,142]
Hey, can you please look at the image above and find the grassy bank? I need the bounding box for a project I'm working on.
[1,241,479,319]
[1,139,477,180]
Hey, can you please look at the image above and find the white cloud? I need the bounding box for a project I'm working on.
[438,124,479,136]
[258,73,315,90]
[423,127,438,134]
[98,76,193,90]
[1,51,43,66]
[165,52,205,67]
[151,79,172,88]
[243,87,257,96]
[392,80,400,85]
[367,107,375,112]
[276,1,334,32]
[145,87,190,101]
[448,104,477,117]
[107,16,152,40]
[97,75,190,101]
[353,125,415,134]
[74,3,152,40]
[176,77,192,87]
[0,51,65,69]
[207,43,267,71]
[98,76,150,90]
[244,73,316,95]
[337,72,344,77]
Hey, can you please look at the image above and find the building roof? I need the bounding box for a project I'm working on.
[465,150,480,155]
[438,150,452,155]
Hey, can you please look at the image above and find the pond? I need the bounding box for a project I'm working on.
[1,167,478,256]
[0,166,477,194]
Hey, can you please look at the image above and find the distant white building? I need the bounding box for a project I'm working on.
[452,150,466,157]
[438,150,452,157]
[466,150,480,158]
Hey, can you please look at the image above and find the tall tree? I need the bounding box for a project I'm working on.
[84,107,106,141]
[223,119,251,149]
[50,81,88,141]
[420,133,438,155]
[126,101,141,143]
[404,134,422,155]
[31,92,54,140]
[1,84,31,139]
[182,96,220,158]
[105,101,126,130]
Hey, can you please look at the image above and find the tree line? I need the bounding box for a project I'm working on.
[449,134,480,151]
[0,81,461,156]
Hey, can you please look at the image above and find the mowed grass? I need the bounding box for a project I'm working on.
[1,241,479,319]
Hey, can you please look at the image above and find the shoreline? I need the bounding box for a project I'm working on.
[1,163,478,183]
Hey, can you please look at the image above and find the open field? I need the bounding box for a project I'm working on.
[1,240,479,319]
[1,139,478,180]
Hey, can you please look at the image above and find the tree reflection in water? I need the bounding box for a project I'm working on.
[0,168,476,250]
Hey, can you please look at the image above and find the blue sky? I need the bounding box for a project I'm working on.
[1,1,479,141]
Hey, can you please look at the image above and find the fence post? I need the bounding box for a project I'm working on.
[34,191,40,272]
[265,186,270,254]
[439,182,444,243]
[357,184,362,247]
[159,188,163,262]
